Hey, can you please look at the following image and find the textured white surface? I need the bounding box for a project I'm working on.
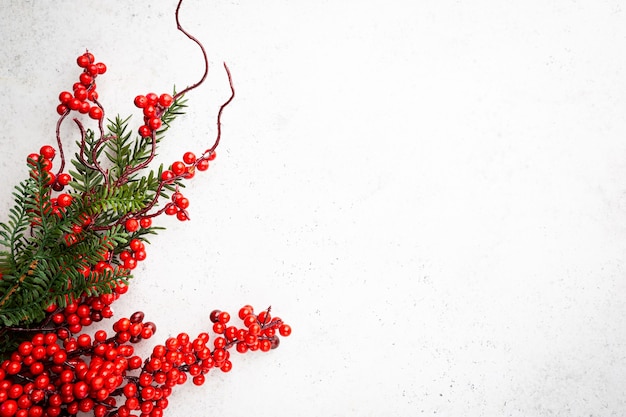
[2,0,626,416]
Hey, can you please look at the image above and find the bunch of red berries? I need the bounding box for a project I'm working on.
[26,145,71,192]
[56,52,106,120]
[134,93,174,138]
[45,289,122,336]
[0,304,290,417]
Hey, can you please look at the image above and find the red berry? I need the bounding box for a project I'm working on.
[80,72,93,86]
[143,105,156,118]
[17,342,33,357]
[139,218,152,228]
[236,341,248,353]
[39,145,56,160]
[5,362,20,375]
[257,310,271,324]
[125,218,139,232]
[77,334,91,348]
[57,173,72,186]
[39,158,53,172]
[129,238,144,252]
[115,281,128,294]
[145,93,158,106]
[59,91,73,104]
[56,193,73,208]
[148,117,162,131]
[217,311,230,324]
[259,339,272,352]
[56,104,69,115]
[27,153,40,166]
[248,323,261,336]
[73,381,89,399]
[158,94,173,108]
[77,55,90,68]
[279,324,292,336]
[171,161,185,176]
[123,258,137,270]
[196,159,209,171]
[176,211,188,221]
[87,64,99,76]
[134,95,147,108]
[192,374,205,386]
[68,98,81,111]
[175,197,189,209]
[182,152,196,164]
[238,305,253,319]
[96,62,107,74]
[0,400,17,417]
[161,170,174,183]
[138,125,152,138]
[74,87,88,101]
[89,106,103,120]
[52,350,67,365]
[220,361,232,373]
[78,101,91,114]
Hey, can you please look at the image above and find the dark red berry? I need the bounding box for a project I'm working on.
[209,310,221,323]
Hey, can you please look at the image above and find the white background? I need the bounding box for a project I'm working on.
[1,1,626,416]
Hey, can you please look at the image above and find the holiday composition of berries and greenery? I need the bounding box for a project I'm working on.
[0,2,291,417]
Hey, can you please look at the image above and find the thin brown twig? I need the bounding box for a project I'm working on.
[90,101,110,187]
[207,63,235,154]
[172,0,209,101]
[55,111,70,175]
[117,132,158,185]
[74,119,98,172]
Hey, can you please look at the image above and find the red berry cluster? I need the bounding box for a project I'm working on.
[163,191,190,221]
[26,146,72,192]
[160,150,214,184]
[45,290,123,337]
[0,305,290,417]
[133,93,174,138]
[56,52,106,120]
[118,239,147,271]
[210,306,292,355]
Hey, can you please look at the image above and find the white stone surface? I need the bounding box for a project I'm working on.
[1,0,626,415]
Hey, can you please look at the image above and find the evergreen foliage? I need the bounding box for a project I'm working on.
[0,95,186,331]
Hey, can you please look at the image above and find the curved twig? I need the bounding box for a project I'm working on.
[54,111,70,175]
[90,100,110,187]
[207,63,235,154]
[74,119,98,172]
[172,0,209,101]
[118,132,158,184]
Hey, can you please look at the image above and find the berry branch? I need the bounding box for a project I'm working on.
[0,2,291,417]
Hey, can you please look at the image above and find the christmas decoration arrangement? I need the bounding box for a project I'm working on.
[0,2,291,417]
